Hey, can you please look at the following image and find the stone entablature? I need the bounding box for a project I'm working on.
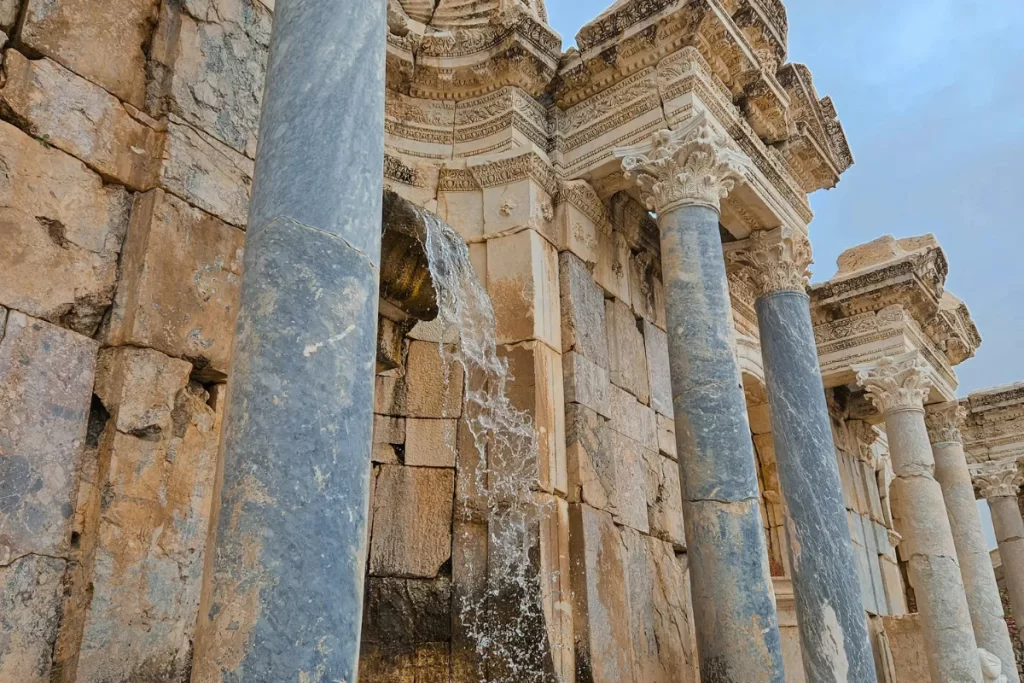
[962,383,1024,465]
[810,235,980,401]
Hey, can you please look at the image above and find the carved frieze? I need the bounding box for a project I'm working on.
[962,383,1024,465]
[469,150,559,198]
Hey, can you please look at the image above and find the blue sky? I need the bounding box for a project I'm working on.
[546,0,1024,547]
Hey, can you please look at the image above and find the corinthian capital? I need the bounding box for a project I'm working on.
[853,351,933,414]
[724,227,813,297]
[971,460,1023,500]
[924,401,967,445]
[615,112,750,215]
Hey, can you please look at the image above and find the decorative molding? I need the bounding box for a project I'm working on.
[468,151,559,197]
[924,401,966,446]
[971,460,1023,500]
[854,351,933,415]
[724,226,812,297]
[615,112,750,215]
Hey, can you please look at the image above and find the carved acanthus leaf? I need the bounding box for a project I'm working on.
[615,112,750,215]
[724,226,812,297]
[854,351,933,414]
[971,460,1023,500]
[923,401,967,445]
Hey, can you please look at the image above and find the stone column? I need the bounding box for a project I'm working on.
[927,403,1021,683]
[855,352,983,683]
[191,2,387,681]
[974,460,1024,634]
[727,228,877,683]
[617,113,785,683]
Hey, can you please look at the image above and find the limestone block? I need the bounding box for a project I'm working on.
[375,372,408,417]
[606,298,649,404]
[657,414,677,459]
[405,418,458,468]
[0,312,97,561]
[480,178,559,246]
[0,0,17,30]
[559,251,609,368]
[595,229,631,303]
[643,320,672,418]
[555,199,601,266]
[104,190,243,379]
[499,341,567,495]
[437,185,484,242]
[487,228,561,349]
[882,614,932,682]
[451,520,487,680]
[748,400,773,435]
[374,415,406,445]
[369,465,455,578]
[881,555,908,615]
[569,504,635,683]
[605,430,650,533]
[360,642,451,683]
[454,421,487,523]
[563,351,611,418]
[630,253,666,330]
[361,576,452,644]
[0,121,130,335]
[644,451,686,549]
[608,384,658,453]
[149,0,271,157]
[19,0,158,108]
[404,341,464,418]
[0,52,163,190]
[158,117,254,227]
[565,404,612,511]
[0,554,66,682]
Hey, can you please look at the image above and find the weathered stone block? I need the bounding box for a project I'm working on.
[630,252,666,329]
[657,414,677,460]
[451,520,487,681]
[608,384,658,453]
[369,465,454,578]
[499,341,567,495]
[605,298,649,404]
[20,0,158,107]
[0,312,97,561]
[374,415,406,445]
[479,177,558,246]
[595,229,631,303]
[104,190,243,378]
[158,117,254,227]
[0,0,17,30]
[0,121,130,335]
[486,228,561,349]
[404,341,464,418]
[882,614,932,683]
[565,404,611,510]
[605,430,650,533]
[359,642,451,683]
[644,451,686,549]
[0,51,163,190]
[0,554,66,682]
[643,320,672,418]
[149,0,271,157]
[563,351,611,418]
[405,418,458,468]
[71,347,223,683]
[559,251,609,367]
[361,576,452,644]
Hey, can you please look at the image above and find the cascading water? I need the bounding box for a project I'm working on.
[417,209,564,682]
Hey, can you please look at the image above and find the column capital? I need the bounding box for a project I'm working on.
[971,460,1023,500]
[615,112,749,215]
[854,351,934,415]
[924,400,967,445]
[724,227,813,297]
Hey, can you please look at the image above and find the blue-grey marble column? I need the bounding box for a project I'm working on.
[191,1,387,681]
[727,229,877,683]
[618,115,785,683]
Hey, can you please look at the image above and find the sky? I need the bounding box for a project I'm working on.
[546,0,1024,547]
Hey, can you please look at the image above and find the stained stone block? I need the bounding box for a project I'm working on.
[149,0,271,157]
[375,372,408,417]
[404,341,464,419]
[595,229,630,303]
[883,614,932,683]
[657,414,677,460]
[405,418,458,468]
[72,347,223,682]
[559,251,609,368]
[0,121,130,336]
[499,341,566,495]
[0,0,17,30]
[104,190,244,378]
[480,177,559,247]
[606,431,650,533]
[608,384,658,453]
[19,0,158,107]
[486,228,561,349]
[644,450,686,549]
[630,253,666,330]
[359,642,451,683]
[158,117,254,227]
[361,576,452,644]
[563,350,611,418]
[643,320,672,418]
[565,404,612,510]
[555,197,601,265]
[0,554,66,682]
[369,465,455,579]
[0,51,163,190]
[374,415,406,445]
[605,298,649,404]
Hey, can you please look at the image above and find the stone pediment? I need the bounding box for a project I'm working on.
[961,383,1024,465]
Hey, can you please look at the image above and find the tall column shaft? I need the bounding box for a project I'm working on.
[191,1,387,680]
[857,353,982,683]
[756,287,877,682]
[928,403,1020,682]
[975,461,1024,638]
[618,115,784,683]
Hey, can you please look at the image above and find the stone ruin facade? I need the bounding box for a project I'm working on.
[1,0,1023,682]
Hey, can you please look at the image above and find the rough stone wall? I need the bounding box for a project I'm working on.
[0,0,255,677]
